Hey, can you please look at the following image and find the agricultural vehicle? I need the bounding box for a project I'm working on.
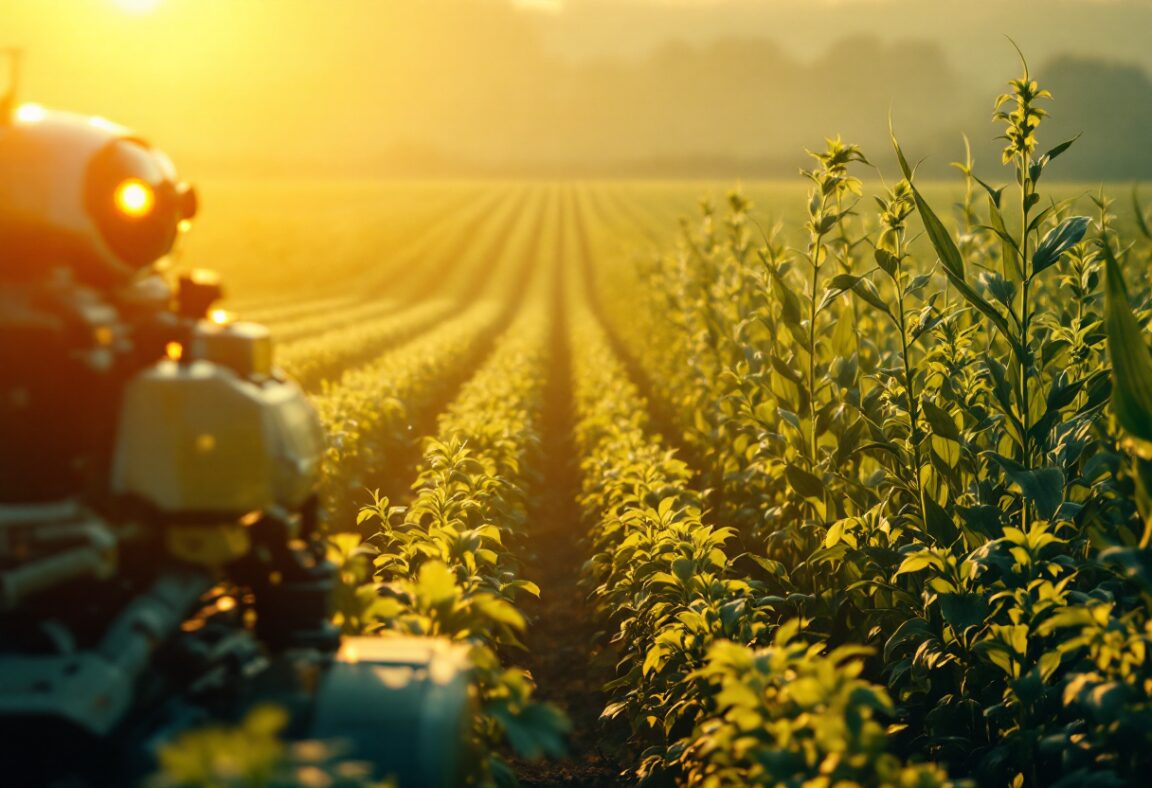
[0,51,473,786]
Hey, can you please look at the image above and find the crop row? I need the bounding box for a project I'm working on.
[201,181,491,311]
[566,298,947,784]
[332,298,567,784]
[276,188,532,390]
[313,184,550,520]
[310,299,505,528]
[240,293,361,330]
[266,297,414,345]
[231,186,516,343]
[279,298,459,391]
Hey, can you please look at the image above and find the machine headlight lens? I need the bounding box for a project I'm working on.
[85,139,185,271]
[114,178,155,218]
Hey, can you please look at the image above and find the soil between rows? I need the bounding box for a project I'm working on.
[511,210,632,787]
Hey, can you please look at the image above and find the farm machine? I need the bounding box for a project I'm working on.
[0,51,473,786]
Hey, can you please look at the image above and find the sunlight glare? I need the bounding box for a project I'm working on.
[512,0,564,12]
[114,0,163,14]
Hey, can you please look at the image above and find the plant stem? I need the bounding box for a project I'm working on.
[894,243,929,524]
[809,227,824,466]
[1019,157,1034,534]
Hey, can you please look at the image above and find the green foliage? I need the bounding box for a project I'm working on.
[600,53,1152,786]
[279,299,455,391]
[1103,241,1152,457]
[149,705,393,788]
[682,624,950,787]
[313,301,505,527]
[569,309,939,783]
[331,309,569,785]
[279,52,1152,788]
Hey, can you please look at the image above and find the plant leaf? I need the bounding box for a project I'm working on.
[924,495,960,545]
[986,203,1023,281]
[875,247,899,277]
[896,156,967,282]
[1133,186,1152,241]
[1032,216,1090,277]
[939,593,989,633]
[826,273,894,321]
[1032,134,1081,184]
[785,464,825,501]
[921,397,961,442]
[1103,242,1152,451]
[985,453,1066,521]
[945,267,1012,339]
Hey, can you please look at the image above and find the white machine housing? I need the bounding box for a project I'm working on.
[112,321,324,519]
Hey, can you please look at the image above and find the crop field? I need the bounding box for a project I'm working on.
[162,104,1152,787]
[150,64,1150,788]
[13,0,1152,785]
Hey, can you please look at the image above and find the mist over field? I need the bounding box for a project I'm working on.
[5,0,1151,177]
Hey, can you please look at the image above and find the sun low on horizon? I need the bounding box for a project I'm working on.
[512,0,565,11]
[113,0,163,13]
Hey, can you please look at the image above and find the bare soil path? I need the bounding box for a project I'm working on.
[512,189,631,787]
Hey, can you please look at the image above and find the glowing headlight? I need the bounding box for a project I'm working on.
[114,178,155,218]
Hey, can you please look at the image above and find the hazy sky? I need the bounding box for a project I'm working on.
[528,0,1152,83]
[2,0,1148,175]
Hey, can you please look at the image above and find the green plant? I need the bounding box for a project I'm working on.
[592,50,1152,786]
[149,705,394,788]
[332,307,569,785]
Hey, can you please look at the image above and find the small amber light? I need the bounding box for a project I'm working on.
[114,178,155,218]
[216,596,237,613]
[210,308,231,326]
[165,341,183,361]
[93,326,114,347]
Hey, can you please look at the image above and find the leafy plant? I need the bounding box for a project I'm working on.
[332,308,569,785]
[594,50,1152,786]
[149,705,393,788]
